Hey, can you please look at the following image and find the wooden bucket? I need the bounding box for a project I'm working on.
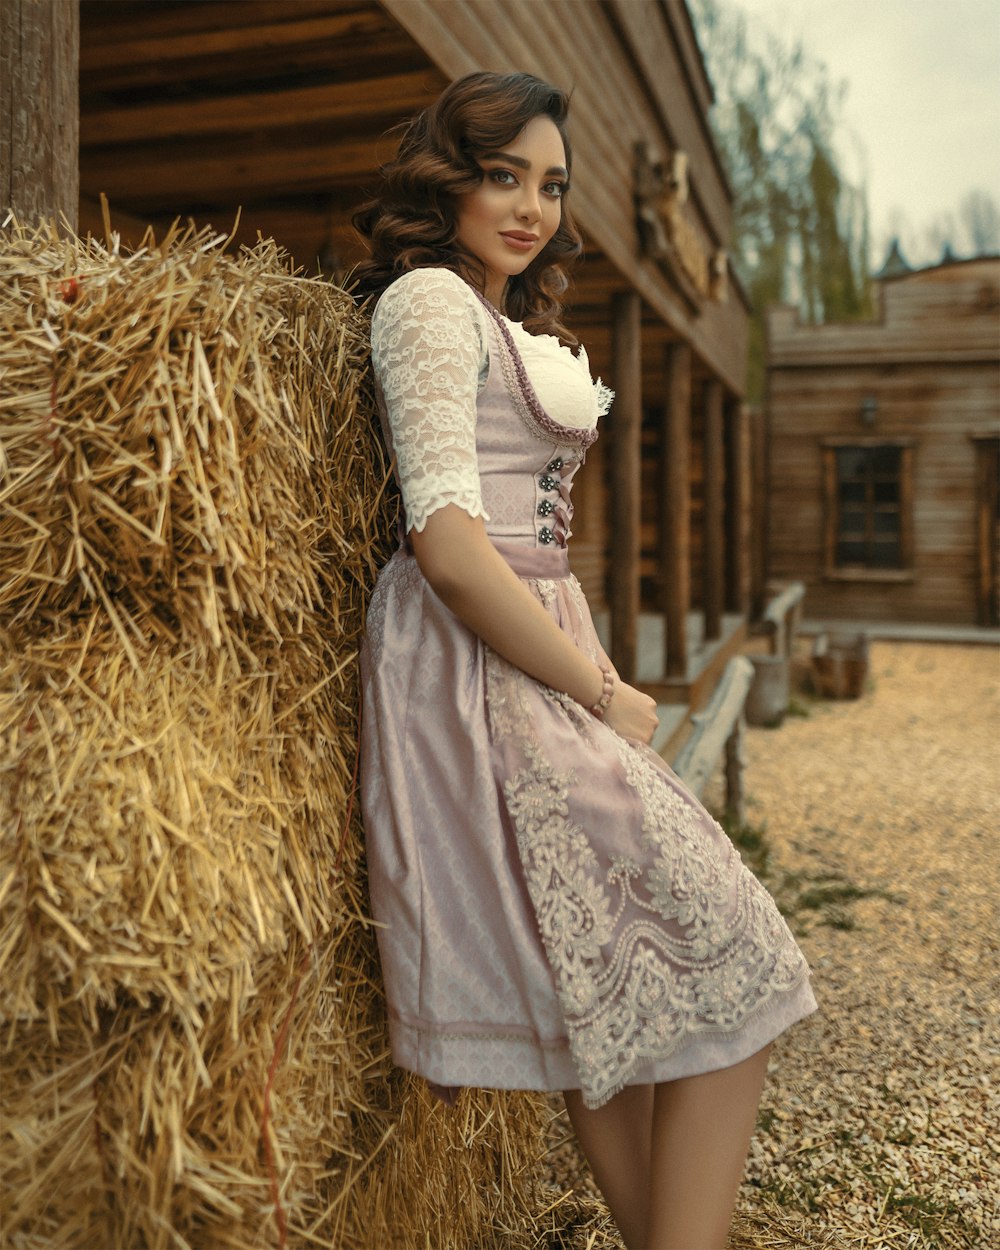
[811,631,870,699]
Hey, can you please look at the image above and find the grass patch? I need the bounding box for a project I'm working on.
[881,1187,982,1245]
[718,814,771,878]
[715,812,903,934]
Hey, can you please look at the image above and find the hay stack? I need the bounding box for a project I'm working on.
[0,217,563,1249]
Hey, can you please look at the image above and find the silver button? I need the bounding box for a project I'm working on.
[539,474,558,492]
[547,457,563,472]
[538,526,555,545]
[537,499,555,517]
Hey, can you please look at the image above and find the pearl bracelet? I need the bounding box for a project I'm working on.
[589,667,615,719]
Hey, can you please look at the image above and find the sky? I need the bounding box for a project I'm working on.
[729,0,1000,267]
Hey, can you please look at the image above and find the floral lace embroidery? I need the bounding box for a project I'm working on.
[526,577,558,608]
[485,645,810,1109]
[371,269,491,534]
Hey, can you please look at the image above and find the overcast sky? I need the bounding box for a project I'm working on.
[730,0,1000,267]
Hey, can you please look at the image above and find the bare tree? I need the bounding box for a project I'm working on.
[689,0,872,400]
[958,189,1000,255]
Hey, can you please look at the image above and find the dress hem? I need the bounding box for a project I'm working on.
[386,975,817,1105]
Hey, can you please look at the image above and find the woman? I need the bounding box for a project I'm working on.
[353,71,815,1250]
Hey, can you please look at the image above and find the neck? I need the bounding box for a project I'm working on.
[483,276,507,313]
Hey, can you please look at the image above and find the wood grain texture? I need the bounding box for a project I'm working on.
[662,342,692,676]
[1,0,79,226]
[610,290,643,682]
[702,378,725,639]
[725,399,750,614]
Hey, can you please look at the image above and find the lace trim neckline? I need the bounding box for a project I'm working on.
[469,286,599,452]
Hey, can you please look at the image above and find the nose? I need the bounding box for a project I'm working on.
[515,185,542,224]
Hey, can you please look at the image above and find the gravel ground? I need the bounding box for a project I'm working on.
[541,641,999,1249]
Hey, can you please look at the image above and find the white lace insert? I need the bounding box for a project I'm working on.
[371,269,491,534]
[504,320,610,430]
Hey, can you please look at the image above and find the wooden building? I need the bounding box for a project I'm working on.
[766,252,1000,627]
[4,0,758,749]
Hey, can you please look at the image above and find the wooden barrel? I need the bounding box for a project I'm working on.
[811,631,870,699]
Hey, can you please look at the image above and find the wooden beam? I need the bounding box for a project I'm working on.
[703,378,725,640]
[81,133,386,211]
[80,69,442,146]
[609,290,643,683]
[80,9,397,76]
[1,0,79,227]
[725,398,750,615]
[662,342,691,677]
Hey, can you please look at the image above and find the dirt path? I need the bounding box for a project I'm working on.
[545,641,998,1250]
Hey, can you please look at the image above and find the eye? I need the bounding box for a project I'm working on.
[543,180,567,199]
[488,168,517,186]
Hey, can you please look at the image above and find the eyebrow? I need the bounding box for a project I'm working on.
[478,150,569,179]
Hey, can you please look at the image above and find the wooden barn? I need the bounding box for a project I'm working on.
[766,251,1000,628]
[3,0,760,754]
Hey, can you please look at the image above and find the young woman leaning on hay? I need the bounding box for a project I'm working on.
[351,72,816,1250]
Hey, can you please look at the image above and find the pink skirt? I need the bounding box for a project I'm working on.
[360,540,815,1109]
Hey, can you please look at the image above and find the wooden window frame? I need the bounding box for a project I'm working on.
[821,437,915,582]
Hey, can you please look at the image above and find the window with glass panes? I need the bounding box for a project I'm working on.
[822,440,914,575]
[835,445,902,567]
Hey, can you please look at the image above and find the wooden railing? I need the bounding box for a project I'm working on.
[672,655,754,826]
[757,581,806,657]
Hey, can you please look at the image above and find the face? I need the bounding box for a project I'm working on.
[454,114,568,309]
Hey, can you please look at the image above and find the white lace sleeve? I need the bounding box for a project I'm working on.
[370,268,490,534]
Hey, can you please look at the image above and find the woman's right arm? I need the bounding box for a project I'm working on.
[372,269,658,744]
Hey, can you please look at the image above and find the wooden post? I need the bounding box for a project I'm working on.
[610,290,642,683]
[972,436,1000,626]
[662,342,691,678]
[725,398,750,615]
[724,716,746,828]
[0,0,80,228]
[750,405,767,621]
[702,378,724,641]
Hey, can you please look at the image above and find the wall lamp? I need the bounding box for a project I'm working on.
[859,395,879,428]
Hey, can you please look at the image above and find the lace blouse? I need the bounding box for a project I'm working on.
[370,268,613,535]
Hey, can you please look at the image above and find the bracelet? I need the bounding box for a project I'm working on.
[589,666,615,719]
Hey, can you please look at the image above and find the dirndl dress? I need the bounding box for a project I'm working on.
[360,267,815,1110]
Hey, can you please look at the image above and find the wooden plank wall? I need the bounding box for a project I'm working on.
[767,259,1000,625]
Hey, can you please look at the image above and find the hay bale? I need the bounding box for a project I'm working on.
[0,217,588,1249]
[0,215,379,651]
[0,612,353,1029]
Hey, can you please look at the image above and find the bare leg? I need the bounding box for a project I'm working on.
[562,1083,653,1249]
[646,1043,772,1250]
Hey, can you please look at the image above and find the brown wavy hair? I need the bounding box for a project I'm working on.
[352,71,583,344]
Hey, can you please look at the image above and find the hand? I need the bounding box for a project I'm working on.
[604,680,659,745]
